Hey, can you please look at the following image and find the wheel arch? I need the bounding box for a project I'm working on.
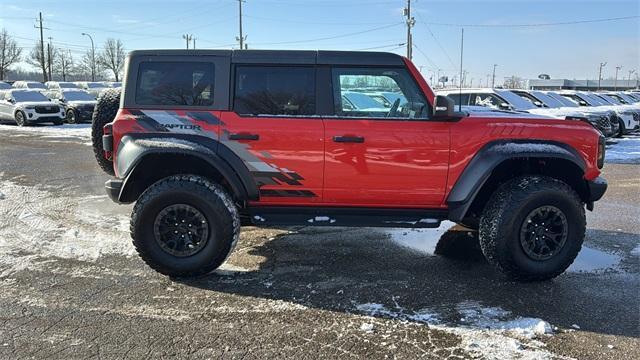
[447,140,588,222]
[115,135,259,204]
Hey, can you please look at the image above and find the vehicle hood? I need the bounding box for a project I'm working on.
[17,101,63,108]
[67,100,97,107]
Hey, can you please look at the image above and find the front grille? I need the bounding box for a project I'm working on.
[35,105,60,114]
[597,116,609,129]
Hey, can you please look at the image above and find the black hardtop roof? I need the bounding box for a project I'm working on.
[127,49,406,66]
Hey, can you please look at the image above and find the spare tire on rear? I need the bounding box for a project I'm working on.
[91,88,121,176]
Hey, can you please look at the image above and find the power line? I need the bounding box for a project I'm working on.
[412,43,438,69]
[414,11,456,69]
[424,15,639,28]
[250,23,402,46]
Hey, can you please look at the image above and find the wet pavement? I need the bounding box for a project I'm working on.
[0,124,638,359]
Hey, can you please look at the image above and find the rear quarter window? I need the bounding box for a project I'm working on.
[135,62,215,106]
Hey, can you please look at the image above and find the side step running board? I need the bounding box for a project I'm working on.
[248,207,448,228]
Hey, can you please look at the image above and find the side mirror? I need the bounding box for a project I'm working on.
[7,98,15,104]
[433,95,456,119]
[579,100,588,106]
[533,101,543,107]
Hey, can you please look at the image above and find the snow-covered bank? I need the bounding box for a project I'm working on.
[606,136,640,164]
[0,124,91,141]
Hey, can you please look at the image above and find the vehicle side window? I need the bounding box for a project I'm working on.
[331,67,429,119]
[135,61,215,106]
[472,93,503,108]
[233,66,316,116]
[447,93,470,106]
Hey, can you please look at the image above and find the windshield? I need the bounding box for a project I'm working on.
[619,93,638,103]
[87,82,105,88]
[546,92,578,107]
[580,93,607,106]
[530,91,564,108]
[0,82,11,89]
[63,91,95,101]
[27,82,46,89]
[599,94,622,105]
[495,90,537,110]
[59,82,78,89]
[12,91,50,102]
[342,92,386,109]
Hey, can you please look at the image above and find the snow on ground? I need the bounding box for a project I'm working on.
[355,300,555,359]
[0,179,134,277]
[383,221,457,255]
[605,136,640,164]
[0,124,91,143]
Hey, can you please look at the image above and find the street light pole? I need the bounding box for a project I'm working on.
[491,64,498,88]
[614,66,621,91]
[81,32,95,82]
[597,62,607,91]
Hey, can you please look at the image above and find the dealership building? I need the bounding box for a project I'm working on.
[528,79,639,91]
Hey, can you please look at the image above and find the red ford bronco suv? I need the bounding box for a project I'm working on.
[93,50,607,281]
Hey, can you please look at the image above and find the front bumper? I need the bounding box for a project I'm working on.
[105,179,123,203]
[586,176,607,202]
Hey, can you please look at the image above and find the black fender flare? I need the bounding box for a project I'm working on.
[446,140,587,222]
[115,134,259,203]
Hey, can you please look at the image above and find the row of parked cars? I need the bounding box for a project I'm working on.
[437,88,640,138]
[0,80,121,126]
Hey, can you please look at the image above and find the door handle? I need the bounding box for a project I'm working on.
[333,135,364,143]
[229,133,259,141]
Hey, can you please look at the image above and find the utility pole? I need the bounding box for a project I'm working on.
[47,36,53,81]
[404,0,415,60]
[192,37,196,49]
[237,0,246,49]
[614,66,621,90]
[491,64,498,88]
[81,33,95,81]
[597,62,607,91]
[182,34,193,49]
[34,12,48,82]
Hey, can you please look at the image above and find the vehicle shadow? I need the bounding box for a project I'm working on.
[180,226,639,338]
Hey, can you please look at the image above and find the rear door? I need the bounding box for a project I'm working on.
[322,66,450,207]
[220,65,325,205]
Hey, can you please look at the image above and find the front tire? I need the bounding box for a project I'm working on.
[479,176,585,281]
[15,111,27,126]
[66,109,78,124]
[131,175,240,277]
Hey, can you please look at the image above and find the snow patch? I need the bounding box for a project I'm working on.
[0,180,134,277]
[383,221,456,255]
[354,300,555,360]
[631,245,640,257]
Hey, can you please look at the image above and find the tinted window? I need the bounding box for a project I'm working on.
[332,67,429,119]
[64,91,95,101]
[136,62,215,106]
[234,66,315,116]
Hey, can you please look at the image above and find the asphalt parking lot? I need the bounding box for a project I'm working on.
[0,124,638,359]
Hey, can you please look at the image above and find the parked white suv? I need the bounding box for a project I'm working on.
[45,81,80,90]
[0,89,65,126]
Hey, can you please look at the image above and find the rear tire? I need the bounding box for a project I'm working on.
[616,118,625,138]
[479,176,585,281]
[91,88,120,176]
[131,175,240,277]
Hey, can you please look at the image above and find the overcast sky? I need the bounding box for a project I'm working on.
[1,0,638,83]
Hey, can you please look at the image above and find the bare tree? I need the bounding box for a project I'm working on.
[55,49,74,81]
[0,28,23,80]
[98,38,126,81]
[78,49,102,80]
[26,40,49,81]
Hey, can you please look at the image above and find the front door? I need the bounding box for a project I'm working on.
[220,65,325,205]
[323,66,450,208]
